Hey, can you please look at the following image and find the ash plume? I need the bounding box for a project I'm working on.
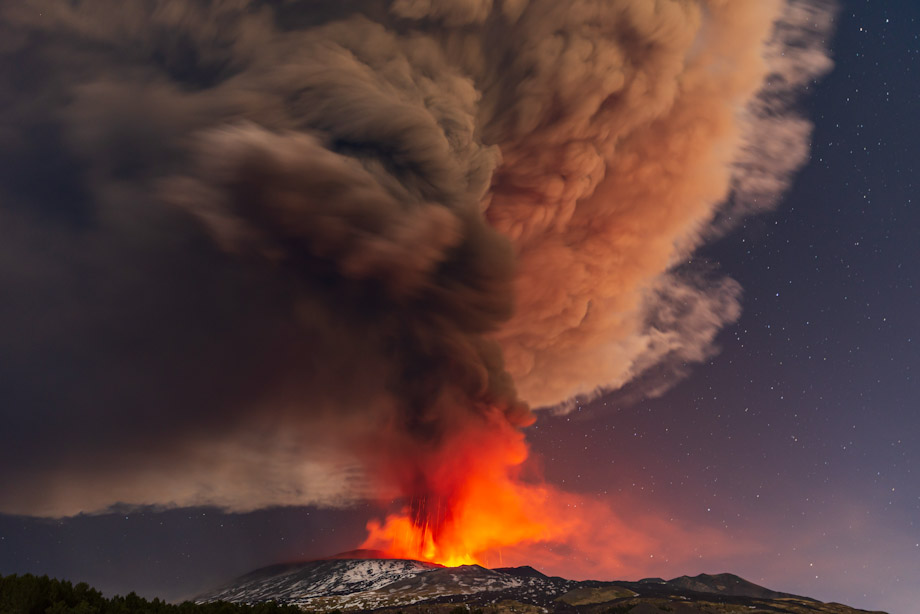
[0,0,834,517]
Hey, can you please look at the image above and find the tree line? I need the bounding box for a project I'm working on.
[0,573,303,614]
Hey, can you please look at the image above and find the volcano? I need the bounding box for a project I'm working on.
[196,556,886,614]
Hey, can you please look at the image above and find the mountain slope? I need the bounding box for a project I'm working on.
[197,557,887,614]
[198,558,441,605]
[664,572,802,599]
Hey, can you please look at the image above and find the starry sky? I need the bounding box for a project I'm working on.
[0,2,917,614]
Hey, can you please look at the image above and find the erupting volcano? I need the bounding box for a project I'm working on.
[361,407,572,568]
[0,0,838,591]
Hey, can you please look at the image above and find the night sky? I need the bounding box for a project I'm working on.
[1,2,918,614]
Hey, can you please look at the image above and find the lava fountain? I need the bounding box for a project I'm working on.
[361,405,575,567]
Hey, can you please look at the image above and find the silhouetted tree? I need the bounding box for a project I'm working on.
[0,574,302,614]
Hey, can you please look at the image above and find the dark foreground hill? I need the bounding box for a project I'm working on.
[0,572,300,613]
[197,557,888,614]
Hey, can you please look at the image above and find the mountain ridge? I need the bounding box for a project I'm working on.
[196,556,887,614]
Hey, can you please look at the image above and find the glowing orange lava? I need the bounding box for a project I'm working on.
[361,408,576,567]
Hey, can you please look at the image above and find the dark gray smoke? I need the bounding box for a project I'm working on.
[0,0,528,515]
[0,0,834,516]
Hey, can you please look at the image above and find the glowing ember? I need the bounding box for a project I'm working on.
[361,408,575,567]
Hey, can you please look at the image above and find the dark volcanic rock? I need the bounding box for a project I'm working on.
[493,566,547,579]
[665,572,806,600]
[637,577,666,584]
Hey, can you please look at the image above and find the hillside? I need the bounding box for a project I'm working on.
[196,558,888,614]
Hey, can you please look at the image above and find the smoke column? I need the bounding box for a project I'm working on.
[0,0,834,566]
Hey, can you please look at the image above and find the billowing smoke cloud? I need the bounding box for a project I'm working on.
[0,0,834,517]
[482,0,837,408]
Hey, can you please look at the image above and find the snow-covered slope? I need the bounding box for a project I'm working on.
[196,558,579,610]
[197,558,441,605]
[341,564,577,609]
[196,558,879,614]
